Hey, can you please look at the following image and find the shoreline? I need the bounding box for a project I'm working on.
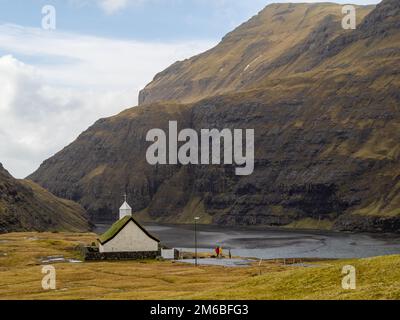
[94,220,400,238]
[92,222,400,260]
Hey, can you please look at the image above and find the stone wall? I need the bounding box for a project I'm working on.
[80,246,160,261]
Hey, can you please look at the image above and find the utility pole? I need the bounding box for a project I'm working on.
[194,217,200,267]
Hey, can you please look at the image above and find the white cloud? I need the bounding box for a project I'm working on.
[98,0,130,14]
[0,24,215,178]
[70,0,144,14]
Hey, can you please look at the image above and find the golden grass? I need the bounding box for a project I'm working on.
[0,232,399,300]
[285,218,334,230]
[136,197,213,225]
[191,255,400,300]
[82,165,107,182]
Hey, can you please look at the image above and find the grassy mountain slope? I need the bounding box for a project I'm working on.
[0,163,90,233]
[139,3,374,105]
[29,0,400,232]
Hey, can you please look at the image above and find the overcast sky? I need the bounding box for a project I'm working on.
[0,0,381,178]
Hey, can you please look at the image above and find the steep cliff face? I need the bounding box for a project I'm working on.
[0,164,90,233]
[30,0,400,232]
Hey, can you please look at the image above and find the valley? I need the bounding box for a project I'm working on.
[27,0,400,232]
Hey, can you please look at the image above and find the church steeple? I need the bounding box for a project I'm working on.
[119,193,132,220]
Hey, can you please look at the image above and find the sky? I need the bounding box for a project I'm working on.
[0,0,381,178]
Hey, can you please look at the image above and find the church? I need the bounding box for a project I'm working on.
[97,196,160,255]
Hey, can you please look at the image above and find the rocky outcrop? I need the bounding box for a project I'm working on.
[319,0,400,61]
[334,214,400,233]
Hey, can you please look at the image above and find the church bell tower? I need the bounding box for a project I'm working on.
[119,194,132,220]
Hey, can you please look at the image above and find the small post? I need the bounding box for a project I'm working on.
[194,217,200,267]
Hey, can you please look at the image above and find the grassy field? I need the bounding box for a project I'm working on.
[0,232,399,300]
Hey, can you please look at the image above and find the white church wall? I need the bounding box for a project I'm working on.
[99,220,159,253]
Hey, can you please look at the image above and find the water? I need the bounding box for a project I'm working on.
[95,223,400,260]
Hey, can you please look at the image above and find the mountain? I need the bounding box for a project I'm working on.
[0,163,90,233]
[29,0,400,232]
[139,3,374,105]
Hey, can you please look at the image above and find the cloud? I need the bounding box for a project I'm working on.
[98,0,130,14]
[71,0,143,15]
[0,24,215,178]
[0,54,138,179]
